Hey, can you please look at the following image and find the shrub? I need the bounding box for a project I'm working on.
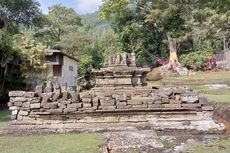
[180,48,212,70]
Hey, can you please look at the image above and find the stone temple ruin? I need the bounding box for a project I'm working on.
[7,52,224,134]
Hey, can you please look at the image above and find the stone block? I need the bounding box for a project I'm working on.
[24,92,36,98]
[9,91,25,97]
[22,102,30,108]
[199,96,208,105]
[9,97,15,102]
[100,100,115,106]
[68,103,82,108]
[174,88,185,94]
[181,95,199,103]
[69,91,80,102]
[61,100,72,105]
[93,97,99,103]
[83,103,92,108]
[15,97,27,102]
[181,103,201,108]
[50,108,63,114]
[154,100,162,104]
[62,91,69,101]
[30,103,41,109]
[170,99,181,104]
[82,98,92,103]
[162,97,170,104]
[163,104,181,108]
[99,105,116,110]
[44,102,58,109]
[18,110,29,116]
[131,104,147,109]
[127,99,143,105]
[157,91,168,98]
[59,104,67,109]
[116,102,127,106]
[9,106,18,111]
[148,104,162,108]
[202,106,213,111]
[31,97,41,103]
[64,107,77,113]
[117,105,131,109]
[14,102,23,107]
[12,110,18,116]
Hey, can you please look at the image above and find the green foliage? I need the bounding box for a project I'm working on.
[34,5,82,45]
[0,0,41,33]
[14,35,47,72]
[180,48,212,70]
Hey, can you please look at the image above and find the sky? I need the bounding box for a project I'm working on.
[38,0,103,14]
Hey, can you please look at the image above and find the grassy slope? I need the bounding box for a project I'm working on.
[0,134,101,153]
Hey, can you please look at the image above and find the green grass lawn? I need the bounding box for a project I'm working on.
[0,109,11,130]
[0,133,101,153]
[161,71,230,85]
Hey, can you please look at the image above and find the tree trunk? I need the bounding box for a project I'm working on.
[167,33,179,64]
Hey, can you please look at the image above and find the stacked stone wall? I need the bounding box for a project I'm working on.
[8,84,213,121]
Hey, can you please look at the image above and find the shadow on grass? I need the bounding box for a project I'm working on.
[0,109,11,129]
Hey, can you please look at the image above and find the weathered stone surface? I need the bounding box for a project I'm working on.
[62,92,69,101]
[162,97,170,104]
[9,91,25,97]
[82,98,92,103]
[30,103,41,109]
[117,105,131,109]
[83,103,92,108]
[22,102,30,108]
[100,100,115,106]
[68,103,82,108]
[181,95,199,103]
[163,104,181,108]
[44,102,58,109]
[116,102,127,106]
[14,102,23,107]
[18,110,29,116]
[127,99,143,105]
[15,97,27,102]
[24,92,36,98]
[31,97,41,103]
[202,106,214,111]
[64,107,77,113]
[50,108,63,114]
[181,103,201,108]
[69,91,80,102]
[131,104,147,109]
[148,104,163,108]
[12,110,18,116]
[99,105,116,110]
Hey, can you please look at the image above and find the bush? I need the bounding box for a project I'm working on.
[147,68,163,81]
[180,48,212,70]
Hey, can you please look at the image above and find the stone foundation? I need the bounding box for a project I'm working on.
[7,86,224,134]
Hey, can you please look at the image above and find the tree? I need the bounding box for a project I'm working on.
[0,0,41,32]
[35,5,82,46]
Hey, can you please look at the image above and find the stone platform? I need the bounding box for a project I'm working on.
[6,52,225,134]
